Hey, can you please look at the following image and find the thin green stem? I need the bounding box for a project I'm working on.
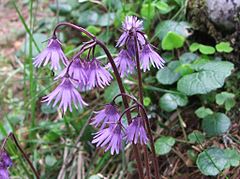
[177,110,187,140]
[28,0,37,139]
[12,1,40,53]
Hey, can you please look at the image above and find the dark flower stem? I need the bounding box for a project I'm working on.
[118,105,138,122]
[1,133,40,179]
[133,35,151,179]
[95,39,144,179]
[53,22,144,179]
[134,35,160,179]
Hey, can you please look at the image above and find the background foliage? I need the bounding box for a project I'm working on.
[0,0,240,178]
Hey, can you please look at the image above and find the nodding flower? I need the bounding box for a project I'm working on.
[109,49,136,77]
[33,37,68,70]
[42,77,87,113]
[92,122,123,155]
[57,58,88,85]
[140,44,165,72]
[90,103,120,129]
[88,58,113,89]
[116,16,165,72]
[125,116,148,145]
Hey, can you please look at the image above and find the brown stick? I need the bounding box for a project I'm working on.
[1,133,40,179]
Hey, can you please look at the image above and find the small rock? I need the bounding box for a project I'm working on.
[206,0,240,31]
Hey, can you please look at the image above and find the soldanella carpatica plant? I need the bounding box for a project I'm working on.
[1,16,165,179]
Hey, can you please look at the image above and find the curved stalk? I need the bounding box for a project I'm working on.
[53,22,144,179]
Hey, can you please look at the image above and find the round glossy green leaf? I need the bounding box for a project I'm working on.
[179,52,198,64]
[45,155,57,167]
[188,130,205,143]
[141,3,155,19]
[177,61,234,96]
[199,45,215,55]
[189,43,200,52]
[155,20,191,40]
[174,64,194,76]
[195,107,213,119]
[162,32,185,50]
[143,97,151,107]
[97,13,115,26]
[159,93,188,112]
[77,10,99,26]
[216,42,233,53]
[155,136,175,155]
[156,61,181,85]
[215,92,235,111]
[224,149,240,168]
[202,113,231,137]
[197,147,227,176]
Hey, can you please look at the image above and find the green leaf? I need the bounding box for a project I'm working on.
[159,93,188,112]
[190,43,216,55]
[49,4,72,15]
[189,43,200,52]
[179,52,199,64]
[197,147,227,176]
[141,3,155,19]
[216,42,233,53]
[155,136,175,155]
[153,1,174,14]
[77,10,99,26]
[86,26,101,35]
[195,107,213,118]
[21,33,47,57]
[175,64,194,76]
[199,45,216,55]
[177,61,234,95]
[97,13,115,26]
[155,20,191,40]
[143,97,151,107]
[224,149,240,168]
[188,130,205,143]
[156,61,181,85]
[202,112,231,137]
[215,92,235,111]
[162,32,185,50]
[45,155,57,167]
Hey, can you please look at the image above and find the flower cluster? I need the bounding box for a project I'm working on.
[0,151,12,179]
[34,38,112,113]
[112,16,165,76]
[33,16,161,156]
[90,103,148,155]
